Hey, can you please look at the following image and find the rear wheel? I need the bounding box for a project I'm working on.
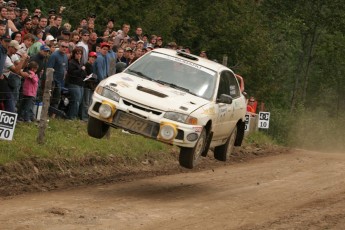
[214,126,237,161]
[87,116,110,139]
[179,128,207,169]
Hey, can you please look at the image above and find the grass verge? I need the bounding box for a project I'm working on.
[0,119,176,165]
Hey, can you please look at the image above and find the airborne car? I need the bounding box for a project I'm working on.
[87,48,247,169]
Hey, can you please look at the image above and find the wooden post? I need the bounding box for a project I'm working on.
[37,68,54,144]
[222,55,228,66]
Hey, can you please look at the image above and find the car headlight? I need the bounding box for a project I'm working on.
[158,123,177,141]
[95,86,120,102]
[163,112,198,125]
[99,102,115,119]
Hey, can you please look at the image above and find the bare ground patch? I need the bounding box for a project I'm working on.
[0,145,290,197]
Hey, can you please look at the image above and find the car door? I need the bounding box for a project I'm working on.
[213,70,242,140]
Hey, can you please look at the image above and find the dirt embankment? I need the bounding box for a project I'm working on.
[0,145,289,197]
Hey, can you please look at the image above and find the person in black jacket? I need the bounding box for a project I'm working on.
[65,47,86,120]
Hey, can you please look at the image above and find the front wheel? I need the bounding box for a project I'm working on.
[214,126,237,161]
[87,116,110,139]
[179,128,207,169]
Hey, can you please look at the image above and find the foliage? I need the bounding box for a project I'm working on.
[16,1,345,150]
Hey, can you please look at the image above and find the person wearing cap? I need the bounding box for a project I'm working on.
[136,40,144,50]
[146,44,154,51]
[94,42,110,81]
[61,29,70,41]
[4,40,30,111]
[29,45,50,102]
[77,29,90,65]
[45,34,55,45]
[81,51,98,121]
[123,46,133,66]
[48,9,56,16]
[7,1,17,8]
[0,25,11,111]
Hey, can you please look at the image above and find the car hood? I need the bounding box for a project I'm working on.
[104,73,210,113]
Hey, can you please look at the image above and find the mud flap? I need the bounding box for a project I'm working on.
[201,131,213,157]
[235,121,245,146]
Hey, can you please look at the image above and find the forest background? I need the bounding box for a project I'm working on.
[21,0,345,151]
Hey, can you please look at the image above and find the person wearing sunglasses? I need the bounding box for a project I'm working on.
[46,40,68,117]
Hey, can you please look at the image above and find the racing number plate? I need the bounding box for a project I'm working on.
[114,111,159,137]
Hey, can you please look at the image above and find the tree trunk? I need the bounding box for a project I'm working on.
[302,23,320,104]
[290,34,307,113]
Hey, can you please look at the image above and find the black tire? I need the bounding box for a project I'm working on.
[179,128,207,169]
[87,116,110,139]
[214,126,237,161]
[235,121,245,146]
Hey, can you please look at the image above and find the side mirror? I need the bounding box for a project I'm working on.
[217,94,233,104]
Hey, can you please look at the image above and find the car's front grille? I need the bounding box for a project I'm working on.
[122,99,162,116]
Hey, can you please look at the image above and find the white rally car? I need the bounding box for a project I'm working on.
[87,48,247,169]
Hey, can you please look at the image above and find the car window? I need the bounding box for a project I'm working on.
[124,51,217,100]
[217,70,241,99]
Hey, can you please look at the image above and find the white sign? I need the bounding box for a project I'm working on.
[0,110,18,141]
[258,112,270,129]
[244,114,250,131]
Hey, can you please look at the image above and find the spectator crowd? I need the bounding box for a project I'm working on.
[0,1,208,122]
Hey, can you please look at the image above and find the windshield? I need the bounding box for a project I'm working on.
[124,51,217,100]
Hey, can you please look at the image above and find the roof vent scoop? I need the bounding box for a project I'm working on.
[137,85,168,98]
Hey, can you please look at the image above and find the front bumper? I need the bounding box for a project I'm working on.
[88,93,203,148]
